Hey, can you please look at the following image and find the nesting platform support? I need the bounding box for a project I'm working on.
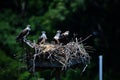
[17,37,91,80]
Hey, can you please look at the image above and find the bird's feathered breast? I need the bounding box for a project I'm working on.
[41,34,47,39]
[54,33,60,39]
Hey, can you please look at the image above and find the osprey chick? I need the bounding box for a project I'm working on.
[37,31,47,44]
[53,30,61,44]
[60,31,70,45]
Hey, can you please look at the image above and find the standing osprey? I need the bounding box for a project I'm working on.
[37,31,47,44]
[60,31,70,45]
[53,30,61,44]
[16,25,31,42]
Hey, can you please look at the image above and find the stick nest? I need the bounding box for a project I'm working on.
[25,38,91,69]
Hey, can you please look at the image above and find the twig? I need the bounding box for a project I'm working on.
[79,34,92,43]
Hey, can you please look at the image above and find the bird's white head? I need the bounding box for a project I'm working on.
[26,25,31,30]
[57,30,61,33]
[64,31,69,35]
[42,31,46,34]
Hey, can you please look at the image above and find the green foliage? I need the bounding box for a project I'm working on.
[0,50,19,80]
[62,69,81,80]
[18,71,30,80]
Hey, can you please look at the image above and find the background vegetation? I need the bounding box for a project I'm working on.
[0,0,120,80]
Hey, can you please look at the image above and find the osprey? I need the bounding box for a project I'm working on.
[61,31,69,36]
[37,31,47,44]
[53,30,61,44]
[16,25,31,42]
[60,31,70,45]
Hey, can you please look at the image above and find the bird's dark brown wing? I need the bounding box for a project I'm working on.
[16,29,29,41]
[37,37,43,44]
[59,34,69,45]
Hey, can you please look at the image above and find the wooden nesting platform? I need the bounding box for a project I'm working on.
[22,39,91,71]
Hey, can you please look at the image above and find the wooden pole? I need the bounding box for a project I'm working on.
[55,68,61,80]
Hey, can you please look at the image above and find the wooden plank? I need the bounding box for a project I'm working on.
[28,57,84,68]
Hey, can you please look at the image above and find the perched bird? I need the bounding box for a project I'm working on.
[61,31,69,37]
[60,31,70,45]
[53,30,61,44]
[37,31,47,44]
[16,25,31,42]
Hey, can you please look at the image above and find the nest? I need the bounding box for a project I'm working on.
[23,37,91,70]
